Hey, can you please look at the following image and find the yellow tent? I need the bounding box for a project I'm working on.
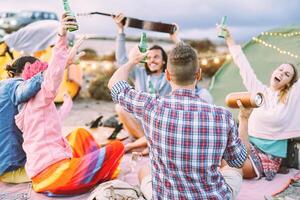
[0,20,81,103]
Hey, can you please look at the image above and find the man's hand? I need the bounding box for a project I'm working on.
[216,24,236,47]
[128,45,147,66]
[169,23,181,44]
[113,13,125,34]
[58,13,78,37]
[66,36,86,67]
[237,100,252,154]
[237,100,253,120]
[108,45,146,90]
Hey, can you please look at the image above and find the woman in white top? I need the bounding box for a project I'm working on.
[221,26,299,180]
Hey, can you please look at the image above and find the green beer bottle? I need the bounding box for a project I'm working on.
[218,16,227,38]
[148,79,155,94]
[138,32,148,63]
[62,0,78,32]
[138,32,148,53]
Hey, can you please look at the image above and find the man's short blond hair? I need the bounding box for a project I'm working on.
[168,42,199,86]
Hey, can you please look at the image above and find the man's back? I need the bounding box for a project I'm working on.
[142,89,246,199]
[111,80,247,199]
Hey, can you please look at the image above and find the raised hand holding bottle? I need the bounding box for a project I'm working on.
[217,16,227,38]
[62,0,78,32]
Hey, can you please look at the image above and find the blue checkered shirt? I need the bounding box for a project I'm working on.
[111,81,247,200]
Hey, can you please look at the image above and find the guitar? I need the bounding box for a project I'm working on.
[77,12,177,34]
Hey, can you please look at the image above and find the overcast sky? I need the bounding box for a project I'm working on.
[0,0,299,42]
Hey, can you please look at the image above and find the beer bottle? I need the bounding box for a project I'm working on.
[138,32,148,53]
[138,32,148,63]
[218,16,227,38]
[62,0,78,32]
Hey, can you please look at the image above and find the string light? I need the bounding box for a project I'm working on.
[260,31,300,37]
[80,61,88,70]
[91,63,98,70]
[252,37,299,59]
[213,57,220,64]
[102,61,113,71]
[198,31,300,67]
[201,59,208,66]
[199,54,231,66]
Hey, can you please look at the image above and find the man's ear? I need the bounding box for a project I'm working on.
[195,67,202,81]
[7,71,15,78]
[166,69,171,81]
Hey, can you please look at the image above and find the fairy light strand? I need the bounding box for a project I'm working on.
[199,54,231,66]
[252,37,299,59]
[260,32,300,37]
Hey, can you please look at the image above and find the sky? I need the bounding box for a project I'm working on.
[0,0,299,42]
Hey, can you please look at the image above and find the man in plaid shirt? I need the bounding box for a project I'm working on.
[108,43,248,200]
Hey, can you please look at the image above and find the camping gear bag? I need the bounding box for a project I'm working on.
[283,138,300,170]
[87,180,146,200]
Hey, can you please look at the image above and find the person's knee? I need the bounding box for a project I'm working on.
[139,166,152,200]
[221,167,243,200]
[222,165,243,177]
[138,166,151,184]
[115,104,125,116]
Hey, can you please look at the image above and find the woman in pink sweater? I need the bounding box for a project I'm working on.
[219,26,299,181]
[15,14,124,196]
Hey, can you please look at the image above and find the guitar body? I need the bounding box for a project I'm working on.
[80,12,177,34]
[125,17,176,34]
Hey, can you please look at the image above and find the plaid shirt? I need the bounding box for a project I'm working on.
[112,81,247,200]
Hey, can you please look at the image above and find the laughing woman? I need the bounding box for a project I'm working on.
[221,26,299,181]
[14,14,124,196]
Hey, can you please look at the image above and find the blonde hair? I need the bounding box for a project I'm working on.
[278,63,298,103]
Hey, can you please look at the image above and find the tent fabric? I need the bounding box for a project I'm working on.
[4,20,59,54]
[4,20,75,54]
[209,26,300,118]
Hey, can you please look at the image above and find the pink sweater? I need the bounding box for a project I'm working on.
[229,45,300,140]
[15,36,72,178]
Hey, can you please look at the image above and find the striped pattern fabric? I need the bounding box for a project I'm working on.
[250,143,282,181]
[31,128,124,196]
[112,81,247,200]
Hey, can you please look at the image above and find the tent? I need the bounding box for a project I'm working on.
[0,20,81,103]
[209,25,300,118]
